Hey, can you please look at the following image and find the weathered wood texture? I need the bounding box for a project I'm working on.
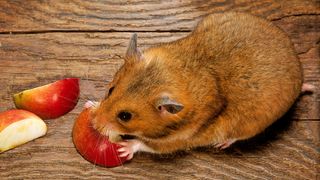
[0,0,319,179]
[0,0,319,32]
[0,117,319,179]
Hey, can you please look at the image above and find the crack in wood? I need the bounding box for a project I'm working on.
[0,29,192,35]
[270,13,320,21]
[0,13,318,35]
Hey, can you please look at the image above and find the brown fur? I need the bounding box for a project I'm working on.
[93,12,302,154]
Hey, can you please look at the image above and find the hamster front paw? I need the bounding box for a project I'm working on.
[84,100,100,108]
[117,139,143,160]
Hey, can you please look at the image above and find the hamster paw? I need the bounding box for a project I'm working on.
[215,139,236,149]
[84,100,99,108]
[117,140,142,160]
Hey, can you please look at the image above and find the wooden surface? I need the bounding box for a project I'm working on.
[0,0,319,179]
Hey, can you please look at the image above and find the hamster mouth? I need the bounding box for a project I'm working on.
[107,130,136,143]
[120,134,136,140]
[108,130,123,143]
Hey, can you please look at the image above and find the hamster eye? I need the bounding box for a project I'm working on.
[117,111,132,122]
[108,87,115,96]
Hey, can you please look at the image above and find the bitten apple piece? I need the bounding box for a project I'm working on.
[13,78,80,119]
[72,108,127,167]
[0,109,47,153]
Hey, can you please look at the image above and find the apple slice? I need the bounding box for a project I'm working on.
[0,109,47,153]
[72,108,127,167]
[13,78,80,119]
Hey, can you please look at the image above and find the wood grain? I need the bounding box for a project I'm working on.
[0,31,318,119]
[0,113,318,179]
[273,15,320,120]
[0,0,319,179]
[0,0,319,33]
[0,32,318,179]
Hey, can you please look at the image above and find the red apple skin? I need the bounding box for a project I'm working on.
[0,109,42,132]
[13,78,80,119]
[72,108,127,167]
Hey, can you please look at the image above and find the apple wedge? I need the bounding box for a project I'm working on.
[13,78,80,119]
[72,108,127,167]
[0,109,47,153]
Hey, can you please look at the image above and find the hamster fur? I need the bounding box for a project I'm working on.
[90,12,304,160]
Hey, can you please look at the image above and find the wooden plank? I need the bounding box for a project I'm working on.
[0,31,318,119]
[0,109,318,179]
[0,0,319,32]
[273,15,320,120]
[0,1,318,179]
[0,31,319,179]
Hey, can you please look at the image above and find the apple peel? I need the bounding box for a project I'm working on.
[0,110,47,153]
[13,78,80,119]
[72,108,128,167]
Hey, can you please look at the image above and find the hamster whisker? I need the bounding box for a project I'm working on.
[80,59,104,108]
[105,128,125,166]
[57,95,79,104]
[68,78,80,89]
[111,139,124,166]
[81,125,96,163]
[105,127,124,165]
[92,133,104,167]
[78,88,96,102]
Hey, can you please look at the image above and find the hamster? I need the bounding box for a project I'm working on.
[89,12,306,160]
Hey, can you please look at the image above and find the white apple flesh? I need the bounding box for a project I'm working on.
[0,109,47,153]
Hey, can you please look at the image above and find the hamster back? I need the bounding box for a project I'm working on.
[92,12,302,155]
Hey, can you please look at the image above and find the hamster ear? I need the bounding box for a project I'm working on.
[156,96,184,114]
[126,33,143,61]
